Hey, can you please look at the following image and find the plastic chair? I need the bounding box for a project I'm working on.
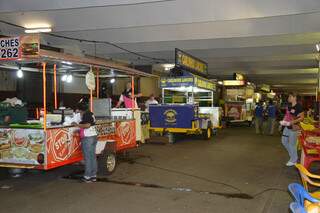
[295,164,320,199]
[299,131,320,169]
[290,202,306,213]
[288,183,320,205]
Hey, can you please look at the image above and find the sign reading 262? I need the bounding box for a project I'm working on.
[0,37,20,60]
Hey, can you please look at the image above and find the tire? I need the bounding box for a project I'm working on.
[202,127,213,140]
[98,150,117,176]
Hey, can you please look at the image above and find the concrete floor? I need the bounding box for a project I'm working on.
[0,127,299,213]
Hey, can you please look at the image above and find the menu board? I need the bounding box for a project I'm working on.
[0,129,45,165]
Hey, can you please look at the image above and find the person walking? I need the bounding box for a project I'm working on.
[255,101,264,134]
[74,103,98,183]
[281,93,304,167]
[267,100,277,135]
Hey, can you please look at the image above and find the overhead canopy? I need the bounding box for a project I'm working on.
[0,35,156,78]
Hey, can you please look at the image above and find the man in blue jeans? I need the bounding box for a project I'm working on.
[281,93,304,166]
[75,103,98,183]
[267,100,277,135]
[255,101,264,134]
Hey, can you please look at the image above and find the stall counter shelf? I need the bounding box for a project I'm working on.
[0,118,136,170]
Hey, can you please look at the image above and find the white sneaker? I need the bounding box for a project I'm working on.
[286,161,296,167]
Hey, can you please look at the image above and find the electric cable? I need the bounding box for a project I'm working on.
[133,161,288,199]
[0,19,169,63]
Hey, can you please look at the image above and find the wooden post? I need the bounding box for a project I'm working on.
[96,67,100,98]
[131,76,134,109]
[53,64,58,109]
[42,62,47,130]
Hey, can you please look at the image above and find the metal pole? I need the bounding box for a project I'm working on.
[211,91,214,107]
[162,88,165,104]
[131,76,135,108]
[191,87,194,104]
[53,64,58,109]
[90,90,93,112]
[96,67,100,98]
[42,62,47,130]
[316,58,320,101]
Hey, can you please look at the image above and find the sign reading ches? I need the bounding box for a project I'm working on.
[0,37,20,60]
[175,48,208,76]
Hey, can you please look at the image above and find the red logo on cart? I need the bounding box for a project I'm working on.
[53,130,70,161]
[119,122,134,145]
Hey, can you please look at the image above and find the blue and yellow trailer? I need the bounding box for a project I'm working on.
[149,74,220,143]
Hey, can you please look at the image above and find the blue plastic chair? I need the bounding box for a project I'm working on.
[288,183,319,206]
[290,202,306,213]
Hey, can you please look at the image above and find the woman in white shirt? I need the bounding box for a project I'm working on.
[145,94,159,112]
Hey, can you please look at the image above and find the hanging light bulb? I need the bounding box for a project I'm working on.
[16,65,23,78]
[110,78,115,84]
[66,74,73,83]
[61,74,67,82]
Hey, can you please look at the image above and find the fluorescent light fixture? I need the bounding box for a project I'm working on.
[66,74,73,83]
[110,78,115,84]
[16,67,23,78]
[162,64,175,71]
[25,27,52,33]
[218,81,223,85]
[223,80,245,86]
[316,43,320,52]
[62,61,72,65]
[61,74,68,82]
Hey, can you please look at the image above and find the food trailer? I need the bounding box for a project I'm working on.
[222,77,255,126]
[149,49,220,143]
[0,35,154,175]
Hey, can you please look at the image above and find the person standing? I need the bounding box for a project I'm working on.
[255,101,264,134]
[281,93,304,167]
[267,100,277,135]
[74,103,98,183]
[115,82,142,108]
[145,94,159,112]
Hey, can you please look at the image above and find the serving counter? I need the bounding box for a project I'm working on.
[0,118,136,170]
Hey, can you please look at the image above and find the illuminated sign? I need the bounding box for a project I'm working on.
[160,77,194,88]
[160,76,216,91]
[195,77,216,91]
[223,80,245,86]
[175,48,208,76]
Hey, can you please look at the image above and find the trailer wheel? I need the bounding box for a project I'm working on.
[203,128,213,140]
[98,150,117,176]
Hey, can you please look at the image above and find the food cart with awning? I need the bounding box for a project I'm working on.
[222,74,255,126]
[0,35,154,175]
[149,49,220,143]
